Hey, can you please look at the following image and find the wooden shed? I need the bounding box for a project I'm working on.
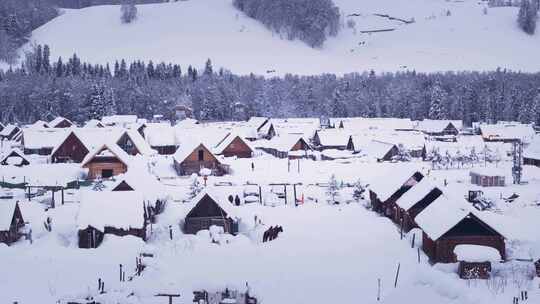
[0,201,25,245]
[51,131,89,163]
[416,203,506,264]
[214,133,253,158]
[184,190,238,235]
[77,191,148,248]
[173,142,228,176]
[470,168,505,187]
[81,144,130,179]
[1,149,30,167]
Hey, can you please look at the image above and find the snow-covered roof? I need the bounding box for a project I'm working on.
[470,167,506,177]
[0,124,20,137]
[81,143,131,168]
[22,128,69,149]
[77,190,146,231]
[369,168,422,202]
[394,178,441,211]
[101,115,138,126]
[1,148,29,166]
[524,135,540,160]
[173,139,212,164]
[454,244,502,262]
[213,133,254,155]
[146,123,177,147]
[335,117,415,131]
[48,116,73,128]
[415,119,462,133]
[0,201,17,231]
[414,194,472,241]
[365,140,396,160]
[84,119,104,128]
[123,129,156,156]
[28,120,50,129]
[188,187,239,218]
[315,129,350,147]
[246,117,268,130]
[111,171,168,202]
[479,122,535,143]
[255,134,308,152]
[321,149,357,159]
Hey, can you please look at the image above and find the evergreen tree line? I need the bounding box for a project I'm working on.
[233,0,340,48]
[0,0,58,63]
[518,0,539,34]
[2,45,540,126]
[47,0,164,9]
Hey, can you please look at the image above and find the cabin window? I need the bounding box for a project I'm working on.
[198,149,204,161]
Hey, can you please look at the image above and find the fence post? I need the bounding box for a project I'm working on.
[394,263,400,288]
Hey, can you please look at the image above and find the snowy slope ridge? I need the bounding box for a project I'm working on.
[23,0,540,75]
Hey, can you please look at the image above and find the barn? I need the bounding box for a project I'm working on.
[183,189,239,235]
[393,178,443,232]
[173,141,228,176]
[1,149,30,167]
[81,144,130,179]
[214,133,253,158]
[77,191,149,248]
[368,169,424,216]
[49,116,74,128]
[470,168,506,187]
[0,201,25,245]
[415,199,505,264]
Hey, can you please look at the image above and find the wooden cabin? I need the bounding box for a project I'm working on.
[470,169,505,187]
[369,170,424,215]
[116,131,141,156]
[214,134,253,158]
[81,144,129,179]
[312,129,350,150]
[174,142,228,176]
[0,201,25,245]
[184,191,238,235]
[51,131,89,163]
[77,191,148,248]
[416,120,461,136]
[49,116,74,128]
[1,149,30,167]
[417,210,505,264]
[256,135,312,159]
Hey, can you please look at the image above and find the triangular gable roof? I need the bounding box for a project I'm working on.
[395,178,442,211]
[186,188,238,219]
[81,143,131,168]
[0,201,19,231]
[315,129,351,147]
[84,119,105,128]
[29,120,50,129]
[112,180,135,191]
[366,140,397,160]
[50,131,88,158]
[119,130,156,156]
[1,148,30,166]
[213,133,254,155]
[49,116,73,128]
[173,140,220,164]
[256,134,311,152]
[369,168,424,202]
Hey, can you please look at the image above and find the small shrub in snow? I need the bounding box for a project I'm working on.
[352,178,367,202]
[121,0,138,24]
[188,174,203,199]
[326,174,340,204]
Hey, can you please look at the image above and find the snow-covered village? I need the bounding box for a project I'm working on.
[2,0,540,304]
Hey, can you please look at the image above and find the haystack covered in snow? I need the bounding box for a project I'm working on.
[183,188,239,235]
[81,144,131,179]
[77,191,148,248]
[1,149,30,167]
[0,201,25,245]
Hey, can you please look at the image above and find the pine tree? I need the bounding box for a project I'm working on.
[326,174,340,204]
[43,45,51,73]
[429,82,447,120]
[518,0,538,35]
[204,58,213,76]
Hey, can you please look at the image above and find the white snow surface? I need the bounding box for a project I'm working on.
[454,244,502,262]
[17,0,540,75]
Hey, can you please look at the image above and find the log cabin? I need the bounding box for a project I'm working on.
[51,131,89,163]
[369,170,424,216]
[183,189,239,235]
[81,144,130,179]
[173,141,228,176]
[77,191,148,248]
[0,201,25,245]
[213,133,253,158]
[415,198,505,264]
[1,149,30,167]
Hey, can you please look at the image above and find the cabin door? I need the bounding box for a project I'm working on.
[101,169,113,178]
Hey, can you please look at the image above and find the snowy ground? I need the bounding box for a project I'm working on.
[1,151,540,303]
[6,0,537,75]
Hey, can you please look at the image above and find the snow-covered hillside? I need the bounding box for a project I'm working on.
[20,0,539,75]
